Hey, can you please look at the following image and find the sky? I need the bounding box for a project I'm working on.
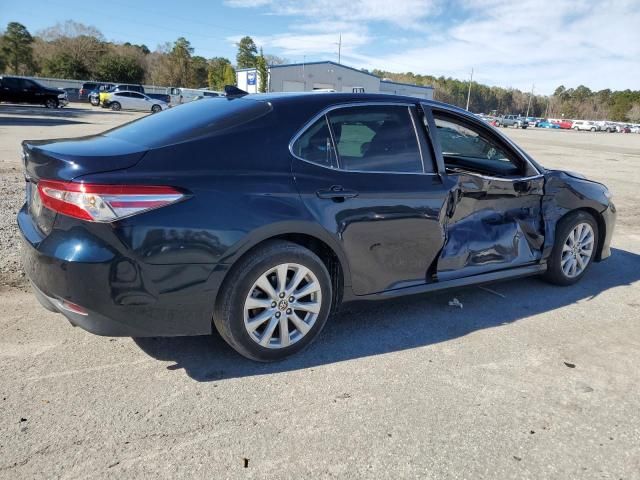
[1,0,639,94]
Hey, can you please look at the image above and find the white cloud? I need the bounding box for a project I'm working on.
[225,0,440,28]
[226,0,640,93]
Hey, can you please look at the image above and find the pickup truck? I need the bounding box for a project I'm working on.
[496,114,528,129]
[0,76,68,108]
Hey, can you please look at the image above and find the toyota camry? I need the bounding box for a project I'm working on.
[18,90,616,361]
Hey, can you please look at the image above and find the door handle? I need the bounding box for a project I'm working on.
[316,185,359,201]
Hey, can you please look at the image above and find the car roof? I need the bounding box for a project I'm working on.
[241,92,469,115]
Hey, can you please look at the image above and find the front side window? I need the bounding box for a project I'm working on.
[327,105,423,173]
[291,117,336,168]
[433,114,522,177]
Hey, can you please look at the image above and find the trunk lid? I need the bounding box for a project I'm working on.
[23,135,148,182]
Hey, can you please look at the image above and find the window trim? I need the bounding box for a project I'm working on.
[289,102,438,176]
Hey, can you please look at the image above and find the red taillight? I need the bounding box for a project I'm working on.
[37,180,185,222]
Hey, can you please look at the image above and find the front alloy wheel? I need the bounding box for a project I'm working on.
[543,211,598,285]
[561,223,595,278]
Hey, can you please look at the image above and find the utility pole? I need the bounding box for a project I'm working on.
[526,83,535,118]
[465,68,473,111]
[335,34,342,64]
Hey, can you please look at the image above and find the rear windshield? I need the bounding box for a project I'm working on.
[104,97,273,148]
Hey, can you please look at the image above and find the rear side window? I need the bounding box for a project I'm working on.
[105,97,273,148]
[327,105,423,173]
[291,117,336,168]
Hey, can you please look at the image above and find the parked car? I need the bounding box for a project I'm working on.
[167,87,222,106]
[147,93,171,104]
[496,114,528,128]
[630,125,640,134]
[572,120,600,132]
[597,121,617,133]
[79,82,98,102]
[98,84,145,106]
[0,76,68,108]
[102,90,168,113]
[62,87,80,103]
[535,120,560,129]
[619,125,631,133]
[84,83,114,105]
[555,119,574,129]
[18,92,616,361]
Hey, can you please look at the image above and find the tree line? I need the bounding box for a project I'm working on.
[1,20,638,121]
[0,21,282,92]
[367,72,640,122]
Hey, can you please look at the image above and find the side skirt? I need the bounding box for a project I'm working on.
[342,263,547,302]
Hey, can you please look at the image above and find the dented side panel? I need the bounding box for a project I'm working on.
[541,171,613,261]
[436,173,545,281]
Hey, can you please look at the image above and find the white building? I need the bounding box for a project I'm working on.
[237,61,434,99]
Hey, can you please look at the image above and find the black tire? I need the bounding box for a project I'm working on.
[151,104,162,113]
[90,97,99,106]
[110,102,121,111]
[44,98,58,109]
[543,211,599,286]
[591,127,596,132]
[214,240,333,361]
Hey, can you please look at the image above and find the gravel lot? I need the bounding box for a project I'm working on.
[1,104,639,479]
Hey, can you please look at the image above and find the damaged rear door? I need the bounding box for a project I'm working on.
[422,106,545,281]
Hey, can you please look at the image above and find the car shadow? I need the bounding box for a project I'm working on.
[0,104,127,119]
[0,117,89,126]
[134,247,640,381]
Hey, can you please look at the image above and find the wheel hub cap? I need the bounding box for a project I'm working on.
[561,222,594,278]
[243,263,322,349]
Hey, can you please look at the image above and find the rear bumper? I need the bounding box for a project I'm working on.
[19,206,227,337]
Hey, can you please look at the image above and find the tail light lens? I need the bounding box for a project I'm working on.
[37,180,185,222]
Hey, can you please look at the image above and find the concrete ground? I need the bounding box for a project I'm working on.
[1,104,639,479]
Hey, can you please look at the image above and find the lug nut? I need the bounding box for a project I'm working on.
[279,292,285,298]
[271,301,277,308]
[275,312,281,318]
[289,296,295,302]
[286,308,292,314]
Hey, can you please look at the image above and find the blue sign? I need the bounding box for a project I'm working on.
[247,72,256,86]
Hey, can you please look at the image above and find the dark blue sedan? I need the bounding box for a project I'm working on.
[19,91,616,361]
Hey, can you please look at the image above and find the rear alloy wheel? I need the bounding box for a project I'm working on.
[214,240,332,361]
[151,104,162,113]
[543,211,598,285]
[110,102,121,111]
[45,98,58,109]
[591,127,596,132]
